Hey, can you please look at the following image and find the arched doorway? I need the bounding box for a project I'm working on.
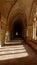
[10,19,24,40]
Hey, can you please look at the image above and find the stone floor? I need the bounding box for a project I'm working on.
[0,39,37,65]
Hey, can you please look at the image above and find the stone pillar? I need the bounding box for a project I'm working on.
[0,30,1,47]
[0,30,5,46]
[33,21,37,40]
[5,31,10,43]
[28,25,33,39]
[0,18,1,47]
[26,29,28,37]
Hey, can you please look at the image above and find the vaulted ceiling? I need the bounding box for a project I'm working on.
[0,0,37,31]
[0,0,33,18]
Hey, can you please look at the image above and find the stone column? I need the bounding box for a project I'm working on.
[5,31,10,43]
[28,25,33,39]
[0,16,1,47]
[0,30,1,47]
[0,30,5,46]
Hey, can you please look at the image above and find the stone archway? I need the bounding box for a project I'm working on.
[8,13,27,41]
[10,19,24,40]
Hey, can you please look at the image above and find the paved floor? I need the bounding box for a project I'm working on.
[0,39,37,65]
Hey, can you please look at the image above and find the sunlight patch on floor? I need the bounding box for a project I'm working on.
[0,44,28,60]
[0,45,24,48]
[0,53,28,60]
[0,49,26,54]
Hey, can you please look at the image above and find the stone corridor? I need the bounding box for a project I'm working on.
[0,0,37,65]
